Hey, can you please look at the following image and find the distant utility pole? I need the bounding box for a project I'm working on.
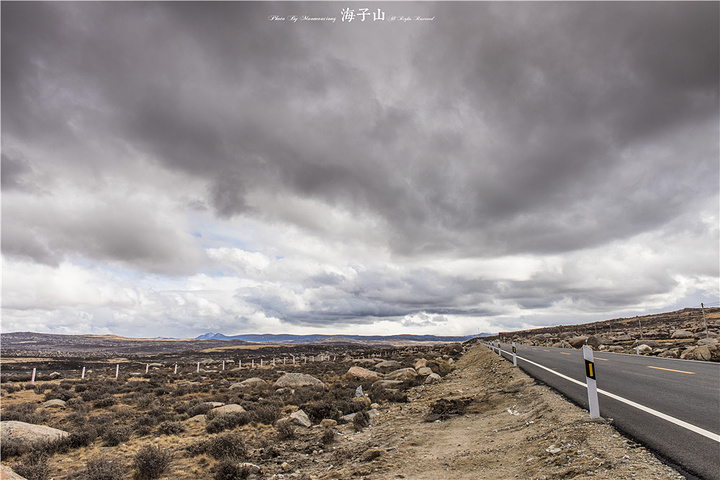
[701,303,709,339]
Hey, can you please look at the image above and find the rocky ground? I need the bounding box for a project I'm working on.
[1,343,688,479]
[494,307,720,362]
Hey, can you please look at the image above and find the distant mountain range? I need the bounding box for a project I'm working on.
[196,332,489,344]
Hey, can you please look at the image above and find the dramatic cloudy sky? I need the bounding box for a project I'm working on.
[2,2,718,338]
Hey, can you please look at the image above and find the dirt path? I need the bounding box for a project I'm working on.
[319,345,685,480]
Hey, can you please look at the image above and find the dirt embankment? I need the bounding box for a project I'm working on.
[318,345,684,479]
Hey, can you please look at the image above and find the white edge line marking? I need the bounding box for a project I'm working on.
[487,345,720,443]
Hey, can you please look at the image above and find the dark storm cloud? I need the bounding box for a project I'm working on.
[2,2,717,334]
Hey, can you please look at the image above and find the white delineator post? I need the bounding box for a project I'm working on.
[81,367,86,379]
[196,362,200,373]
[31,368,37,385]
[512,342,517,366]
[115,364,120,379]
[174,364,178,374]
[145,364,149,374]
[222,360,225,371]
[582,345,600,419]
[497,342,502,356]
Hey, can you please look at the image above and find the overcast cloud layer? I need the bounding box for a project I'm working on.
[2,2,718,338]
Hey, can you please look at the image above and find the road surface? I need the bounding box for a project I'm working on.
[484,342,720,480]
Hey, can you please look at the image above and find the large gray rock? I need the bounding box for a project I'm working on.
[671,330,694,339]
[697,337,718,347]
[416,367,433,376]
[345,366,382,382]
[0,421,69,447]
[209,404,245,416]
[567,336,589,348]
[0,465,26,480]
[385,368,418,381]
[289,409,312,428]
[230,377,268,389]
[273,373,326,389]
[42,399,67,409]
[374,360,402,371]
[425,373,442,384]
[372,380,404,389]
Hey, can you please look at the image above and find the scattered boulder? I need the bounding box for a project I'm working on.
[372,380,404,389]
[320,419,337,428]
[0,465,26,480]
[289,409,312,428]
[374,360,402,371]
[352,358,379,366]
[637,344,653,354]
[0,421,69,448]
[345,366,382,383]
[352,396,372,410]
[414,359,428,370]
[425,373,442,384]
[429,359,455,376]
[567,336,589,348]
[441,343,463,356]
[42,399,66,409]
[697,337,719,347]
[612,335,633,342]
[638,339,661,348]
[385,368,418,382]
[230,377,268,389]
[681,345,719,362]
[416,367,433,376]
[48,372,62,379]
[210,404,245,416]
[274,373,326,389]
[671,330,694,339]
[185,415,207,423]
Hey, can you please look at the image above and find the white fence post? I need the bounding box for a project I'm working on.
[582,345,600,419]
[512,342,517,366]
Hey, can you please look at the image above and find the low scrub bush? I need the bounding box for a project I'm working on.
[103,425,132,446]
[189,432,247,460]
[157,420,185,436]
[133,444,172,480]
[214,457,252,480]
[321,427,336,445]
[81,456,124,480]
[13,450,51,480]
[93,396,117,409]
[206,412,251,434]
[2,402,50,424]
[353,411,370,431]
[249,404,281,425]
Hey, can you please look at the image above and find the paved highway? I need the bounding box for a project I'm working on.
[484,342,720,480]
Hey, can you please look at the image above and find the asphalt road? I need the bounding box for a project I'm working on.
[485,342,720,480]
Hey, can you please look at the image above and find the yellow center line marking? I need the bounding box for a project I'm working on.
[594,358,609,361]
[560,352,572,355]
[647,366,695,375]
[543,349,550,352]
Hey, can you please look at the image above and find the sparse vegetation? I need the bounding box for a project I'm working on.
[81,456,124,480]
[132,444,172,479]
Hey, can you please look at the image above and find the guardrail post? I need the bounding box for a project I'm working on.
[512,342,517,366]
[583,345,600,419]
